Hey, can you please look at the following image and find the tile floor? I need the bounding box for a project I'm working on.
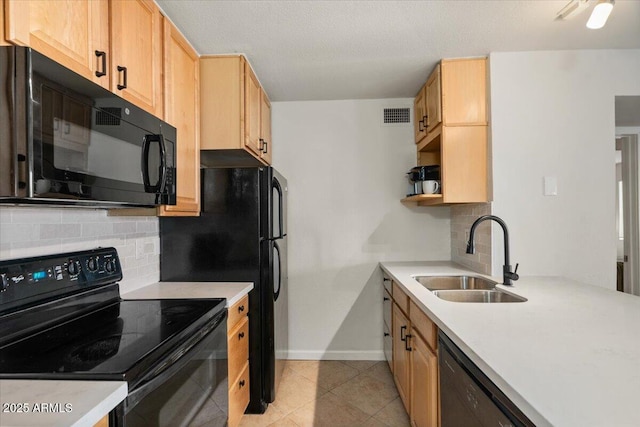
[239,360,410,427]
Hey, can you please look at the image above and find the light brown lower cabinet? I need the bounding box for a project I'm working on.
[228,295,250,427]
[93,415,109,427]
[390,283,440,427]
[410,329,439,427]
[392,303,411,414]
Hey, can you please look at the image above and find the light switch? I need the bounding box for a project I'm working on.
[544,176,558,196]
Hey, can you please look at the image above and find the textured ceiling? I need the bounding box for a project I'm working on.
[156,0,640,101]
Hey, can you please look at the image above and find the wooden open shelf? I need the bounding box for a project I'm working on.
[401,194,444,206]
[416,124,441,153]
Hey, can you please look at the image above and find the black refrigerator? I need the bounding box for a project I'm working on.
[159,167,288,413]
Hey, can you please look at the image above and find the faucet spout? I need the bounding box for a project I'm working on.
[466,215,519,286]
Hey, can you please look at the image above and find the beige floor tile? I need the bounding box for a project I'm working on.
[239,404,286,427]
[331,370,399,416]
[361,417,391,427]
[372,397,411,427]
[363,361,396,388]
[314,361,360,390]
[342,360,378,372]
[267,417,301,427]
[287,392,371,427]
[270,369,328,415]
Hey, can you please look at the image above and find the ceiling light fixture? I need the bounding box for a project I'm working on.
[586,0,615,29]
[556,0,590,20]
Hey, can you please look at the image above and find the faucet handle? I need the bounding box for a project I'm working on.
[514,263,519,274]
[509,263,520,281]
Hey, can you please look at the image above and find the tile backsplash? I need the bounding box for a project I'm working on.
[451,203,492,275]
[0,207,159,293]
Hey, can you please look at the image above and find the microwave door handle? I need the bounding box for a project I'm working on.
[141,134,167,193]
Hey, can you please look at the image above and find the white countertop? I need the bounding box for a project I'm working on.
[380,261,640,427]
[122,281,253,307]
[0,380,126,427]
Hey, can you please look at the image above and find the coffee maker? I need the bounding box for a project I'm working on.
[406,165,440,196]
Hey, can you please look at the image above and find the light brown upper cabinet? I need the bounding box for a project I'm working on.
[4,0,163,117]
[414,84,427,143]
[4,0,110,88]
[405,57,489,206]
[260,92,272,165]
[200,55,272,167]
[1,0,11,45]
[158,17,200,217]
[425,64,442,132]
[110,0,163,117]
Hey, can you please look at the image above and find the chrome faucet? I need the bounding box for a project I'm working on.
[466,215,519,286]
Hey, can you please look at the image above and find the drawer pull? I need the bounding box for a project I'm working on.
[117,66,127,90]
[238,332,245,339]
[405,334,413,351]
[239,380,246,388]
[400,325,407,341]
[238,305,245,313]
[95,50,106,77]
[383,297,390,301]
[384,332,390,337]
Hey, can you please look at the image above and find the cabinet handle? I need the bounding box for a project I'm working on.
[64,122,70,135]
[239,380,246,388]
[238,305,245,313]
[383,297,390,301]
[262,141,268,154]
[405,334,412,351]
[238,331,245,339]
[400,325,407,341]
[383,278,390,282]
[418,119,425,132]
[95,51,107,77]
[384,332,390,337]
[117,66,128,90]
[53,118,60,131]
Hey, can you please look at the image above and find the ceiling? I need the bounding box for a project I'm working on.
[156,0,640,102]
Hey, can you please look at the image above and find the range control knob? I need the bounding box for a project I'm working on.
[68,261,79,276]
[105,259,116,273]
[87,258,98,272]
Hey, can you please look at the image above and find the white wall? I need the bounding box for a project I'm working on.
[272,99,451,359]
[0,207,159,293]
[490,50,640,288]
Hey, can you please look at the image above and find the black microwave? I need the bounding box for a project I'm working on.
[0,47,176,208]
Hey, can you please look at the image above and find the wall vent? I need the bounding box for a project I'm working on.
[382,107,411,127]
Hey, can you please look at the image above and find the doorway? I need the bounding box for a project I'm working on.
[615,96,640,296]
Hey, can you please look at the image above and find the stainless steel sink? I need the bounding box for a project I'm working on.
[432,289,527,303]
[413,275,497,291]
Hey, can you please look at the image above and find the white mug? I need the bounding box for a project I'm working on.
[422,180,440,194]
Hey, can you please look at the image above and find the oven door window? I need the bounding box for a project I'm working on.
[33,79,170,204]
[123,318,228,427]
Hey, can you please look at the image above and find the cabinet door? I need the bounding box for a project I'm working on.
[410,330,438,427]
[110,0,162,116]
[5,0,109,88]
[159,18,200,216]
[244,61,263,157]
[393,303,411,414]
[1,0,10,46]
[425,64,442,133]
[441,58,487,126]
[260,91,272,165]
[413,86,427,143]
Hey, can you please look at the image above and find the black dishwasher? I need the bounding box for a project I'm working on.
[439,332,535,427]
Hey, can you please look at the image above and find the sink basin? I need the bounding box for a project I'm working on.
[432,289,527,303]
[413,275,497,291]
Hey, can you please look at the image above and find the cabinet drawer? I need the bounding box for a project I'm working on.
[383,274,392,295]
[410,300,437,351]
[383,321,393,373]
[383,289,392,331]
[392,282,409,314]
[228,294,249,330]
[228,362,250,427]
[228,316,249,380]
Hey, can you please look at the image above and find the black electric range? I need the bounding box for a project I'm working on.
[0,247,229,427]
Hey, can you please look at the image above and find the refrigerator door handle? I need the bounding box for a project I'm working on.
[273,241,282,301]
[273,177,285,239]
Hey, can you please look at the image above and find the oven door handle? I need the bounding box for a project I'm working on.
[125,310,226,411]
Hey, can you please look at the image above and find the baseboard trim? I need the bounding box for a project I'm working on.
[285,350,386,361]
